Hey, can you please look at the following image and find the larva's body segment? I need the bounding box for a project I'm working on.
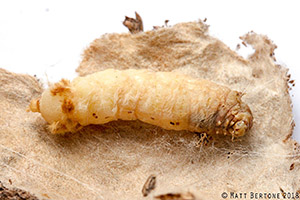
[29,69,253,138]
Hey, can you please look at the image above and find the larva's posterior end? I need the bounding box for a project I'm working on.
[216,100,253,139]
[230,103,253,138]
[232,120,248,137]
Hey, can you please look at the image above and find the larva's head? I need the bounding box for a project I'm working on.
[28,79,82,134]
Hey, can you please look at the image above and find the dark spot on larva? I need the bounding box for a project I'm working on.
[176,122,180,125]
[105,116,110,119]
[128,111,132,114]
[290,163,295,170]
[50,79,71,96]
[151,117,155,120]
[227,152,233,159]
[170,122,175,125]
[61,98,74,114]
[92,113,98,119]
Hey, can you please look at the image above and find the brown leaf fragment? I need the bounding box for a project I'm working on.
[154,192,195,200]
[135,12,144,31]
[142,174,156,197]
[123,11,144,34]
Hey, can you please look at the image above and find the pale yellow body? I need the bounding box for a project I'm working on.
[29,69,253,137]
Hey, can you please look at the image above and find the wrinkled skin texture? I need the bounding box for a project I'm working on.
[29,69,253,138]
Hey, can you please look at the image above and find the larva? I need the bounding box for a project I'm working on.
[28,69,253,138]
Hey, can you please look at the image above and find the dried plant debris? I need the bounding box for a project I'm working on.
[153,19,171,30]
[165,20,170,27]
[236,43,241,51]
[154,192,195,200]
[142,174,156,197]
[123,11,144,34]
[286,74,296,90]
[0,181,39,200]
[290,163,295,170]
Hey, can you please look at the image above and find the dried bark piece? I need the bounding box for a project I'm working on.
[123,12,143,34]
